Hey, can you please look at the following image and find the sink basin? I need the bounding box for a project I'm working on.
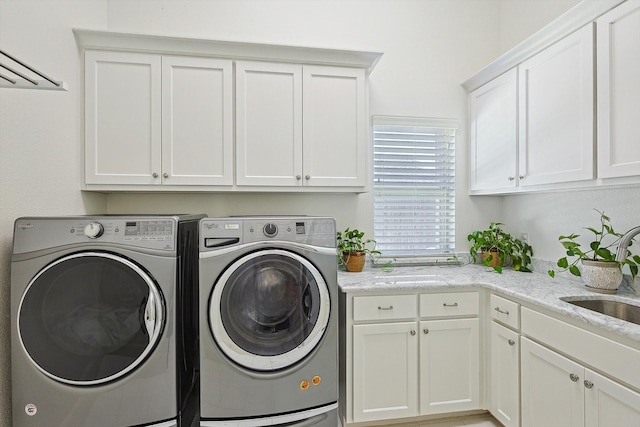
[562,298,640,326]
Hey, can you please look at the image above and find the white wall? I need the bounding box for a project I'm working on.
[0,0,594,424]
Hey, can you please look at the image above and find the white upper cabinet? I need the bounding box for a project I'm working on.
[517,24,595,187]
[161,56,233,186]
[85,51,233,187]
[597,0,640,179]
[469,68,518,192]
[85,50,162,185]
[75,29,381,192]
[236,62,367,188]
[235,61,303,187]
[303,66,366,187]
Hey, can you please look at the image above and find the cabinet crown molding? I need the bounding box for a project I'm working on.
[461,0,625,91]
[73,28,383,72]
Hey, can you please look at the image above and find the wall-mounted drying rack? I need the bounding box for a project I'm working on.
[0,49,68,91]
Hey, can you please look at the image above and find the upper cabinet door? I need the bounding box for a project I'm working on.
[597,0,640,179]
[469,68,518,192]
[161,56,233,186]
[518,24,595,187]
[235,61,303,186]
[303,66,366,187]
[85,50,161,185]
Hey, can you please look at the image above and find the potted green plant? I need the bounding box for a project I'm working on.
[337,228,381,272]
[467,222,533,273]
[548,209,639,293]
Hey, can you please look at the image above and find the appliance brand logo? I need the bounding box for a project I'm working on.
[203,223,220,230]
[17,222,34,231]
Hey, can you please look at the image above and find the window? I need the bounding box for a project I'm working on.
[373,116,457,259]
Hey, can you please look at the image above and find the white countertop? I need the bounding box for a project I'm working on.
[338,264,640,344]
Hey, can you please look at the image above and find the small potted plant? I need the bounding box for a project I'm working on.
[548,209,639,293]
[337,228,381,272]
[467,222,533,273]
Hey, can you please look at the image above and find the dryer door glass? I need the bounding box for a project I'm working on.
[18,252,164,385]
[210,249,330,371]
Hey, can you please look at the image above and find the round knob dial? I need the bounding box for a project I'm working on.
[263,223,278,237]
[84,222,104,239]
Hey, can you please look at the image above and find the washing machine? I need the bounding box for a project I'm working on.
[198,216,338,427]
[10,215,204,427]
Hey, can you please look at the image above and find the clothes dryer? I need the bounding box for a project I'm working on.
[199,216,338,427]
[11,215,203,427]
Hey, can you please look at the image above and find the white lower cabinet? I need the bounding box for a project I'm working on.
[521,336,640,427]
[346,292,480,424]
[420,318,480,415]
[490,321,520,427]
[352,322,419,422]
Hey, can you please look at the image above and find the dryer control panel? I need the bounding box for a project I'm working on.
[13,216,179,254]
[200,217,336,250]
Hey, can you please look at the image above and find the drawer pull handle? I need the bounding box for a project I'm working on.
[443,302,459,307]
[410,330,416,336]
[584,380,594,389]
[508,339,516,346]
[494,307,510,315]
[570,374,580,382]
[377,305,394,311]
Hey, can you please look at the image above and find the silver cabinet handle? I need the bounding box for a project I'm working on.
[296,175,301,180]
[508,176,515,181]
[584,380,594,389]
[508,339,516,346]
[378,305,393,311]
[410,330,416,336]
[305,175,311,180]
[152,172,159,178]
[495,307,510,315]
[163,172,169,178]
[423,329,429,334]
[569,374,580,382]
[443,302,459,307]
[519,175,525,180]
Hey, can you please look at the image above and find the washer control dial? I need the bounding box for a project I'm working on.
[263,223,278,237]
[84,222,104,239]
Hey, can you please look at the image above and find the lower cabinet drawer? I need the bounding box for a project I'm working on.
[490,294,520,330]
[353,294,417,321]
[420,292,479,318]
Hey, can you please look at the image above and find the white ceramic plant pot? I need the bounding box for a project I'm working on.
[581,260,623,294]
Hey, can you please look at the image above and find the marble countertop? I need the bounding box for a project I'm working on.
[338,264,640,344]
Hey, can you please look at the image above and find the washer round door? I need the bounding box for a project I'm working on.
[209,249,330,371]
[18,252,165,386]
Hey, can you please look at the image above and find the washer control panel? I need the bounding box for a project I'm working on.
[200,217,336,250]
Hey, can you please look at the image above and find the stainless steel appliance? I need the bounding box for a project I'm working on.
[198,216,338,426]
[11,215,203,427]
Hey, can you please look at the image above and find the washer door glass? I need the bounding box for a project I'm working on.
[18,252,164,385]
[210,249,330,371]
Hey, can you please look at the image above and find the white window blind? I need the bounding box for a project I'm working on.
[373,116,457,257]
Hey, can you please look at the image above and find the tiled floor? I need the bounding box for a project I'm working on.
[370,414,503,427]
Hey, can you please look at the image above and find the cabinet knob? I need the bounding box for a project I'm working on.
[423,329,429,334]
[296,175,301,180]
[508,176,515,181]
[508,339,516,346]
[153,173,159,178]
[519,175,525,180]
[410,330,416,336]
[584,380,594,389]
[305,175,311,180]
[163,173,169,178]
[569,373,580,382]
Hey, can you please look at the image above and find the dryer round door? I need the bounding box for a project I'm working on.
[209,249,330,371]
[17,251,165,386]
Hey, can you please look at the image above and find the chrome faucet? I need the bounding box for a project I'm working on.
[615,226,640,262]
